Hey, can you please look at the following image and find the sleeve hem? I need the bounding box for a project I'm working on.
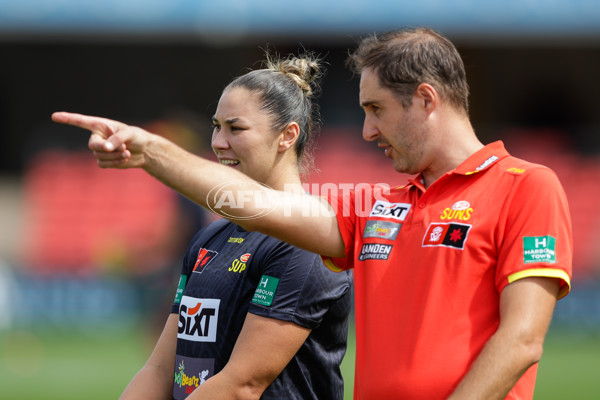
[507,268,571,299]
[321,256,346,272]
[248,307,320,329]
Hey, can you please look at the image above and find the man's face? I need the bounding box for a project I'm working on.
[359,67,429,175]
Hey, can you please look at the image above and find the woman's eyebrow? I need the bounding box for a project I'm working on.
[212,116,240,125]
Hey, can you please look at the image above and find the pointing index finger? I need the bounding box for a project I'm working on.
[51,112,119,137]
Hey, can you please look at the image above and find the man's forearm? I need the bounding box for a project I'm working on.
[448,277,559,400]
[447,329,540,399]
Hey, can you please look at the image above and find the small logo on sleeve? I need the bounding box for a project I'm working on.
[422,222,472,249]
[523,236,556,264]
[174,275,188,304]
[252,275,279,306]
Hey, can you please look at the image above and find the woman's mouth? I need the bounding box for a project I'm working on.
[219,159,240,166]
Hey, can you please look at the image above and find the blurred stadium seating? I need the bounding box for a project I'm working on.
[19,149,178,275]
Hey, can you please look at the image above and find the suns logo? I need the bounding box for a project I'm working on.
[440,200,474,221]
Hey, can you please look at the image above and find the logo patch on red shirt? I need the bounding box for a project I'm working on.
[422,222,471,250]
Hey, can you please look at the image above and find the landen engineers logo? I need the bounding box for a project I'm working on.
[206,180,275,220]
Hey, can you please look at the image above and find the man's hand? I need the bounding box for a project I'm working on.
[51,111,151,169]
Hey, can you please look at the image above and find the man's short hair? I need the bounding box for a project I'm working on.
[347,27,470,113]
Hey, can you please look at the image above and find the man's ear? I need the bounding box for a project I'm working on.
[278,122,300,152]
[415,83,437,114]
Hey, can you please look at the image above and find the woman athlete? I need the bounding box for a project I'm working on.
[54,53,352,400]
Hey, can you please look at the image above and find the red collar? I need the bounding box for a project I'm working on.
[407,141,510,190]
[454,141,509,175]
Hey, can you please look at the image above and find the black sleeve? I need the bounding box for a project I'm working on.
[247,242,352,329]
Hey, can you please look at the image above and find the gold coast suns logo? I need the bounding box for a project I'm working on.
[440,200,474,221]
[229,253,251,274]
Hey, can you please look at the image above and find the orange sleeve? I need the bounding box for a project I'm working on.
[496,166,573,299]
[321,191,358,272]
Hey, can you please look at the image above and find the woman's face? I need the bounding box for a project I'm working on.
[211,87,282,184]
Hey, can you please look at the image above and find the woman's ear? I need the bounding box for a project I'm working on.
[278,122,300,152]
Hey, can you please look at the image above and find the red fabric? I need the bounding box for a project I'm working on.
[323,141,572,400]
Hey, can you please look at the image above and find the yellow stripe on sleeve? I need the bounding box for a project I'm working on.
[508,268,571,299]
[322,257,344,273]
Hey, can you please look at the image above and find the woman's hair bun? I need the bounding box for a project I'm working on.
[266,53,323,97]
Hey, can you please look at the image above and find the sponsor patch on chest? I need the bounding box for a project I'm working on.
[440,200,474,221]
[358,243,394,260]
[422,222,472,250]
[363,220,401,240]
[369,200,411,221]
[193,248,218,273]
[173,355,214,400]
[178,296,220,342]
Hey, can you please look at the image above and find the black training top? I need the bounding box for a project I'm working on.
[171,218,352,400]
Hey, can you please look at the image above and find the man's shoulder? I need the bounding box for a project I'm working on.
[495,155,559,179]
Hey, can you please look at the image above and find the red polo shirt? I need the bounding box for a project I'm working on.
[323,141,572,400]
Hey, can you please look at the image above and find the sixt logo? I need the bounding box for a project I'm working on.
[369,200,411,221]
[440,200,474,221]
[178,296,220,342]
[229,253,251,274]
[193,248,218,273]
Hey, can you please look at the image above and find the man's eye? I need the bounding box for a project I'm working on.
[212,123,221,131]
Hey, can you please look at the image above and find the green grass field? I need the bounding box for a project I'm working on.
[0,324,598,399]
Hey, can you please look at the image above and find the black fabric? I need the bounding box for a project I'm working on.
[171,219,352,400]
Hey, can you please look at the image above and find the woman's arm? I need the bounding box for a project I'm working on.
[51,111,345,258]
[120,314,179,400]
[188,313,311,400]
